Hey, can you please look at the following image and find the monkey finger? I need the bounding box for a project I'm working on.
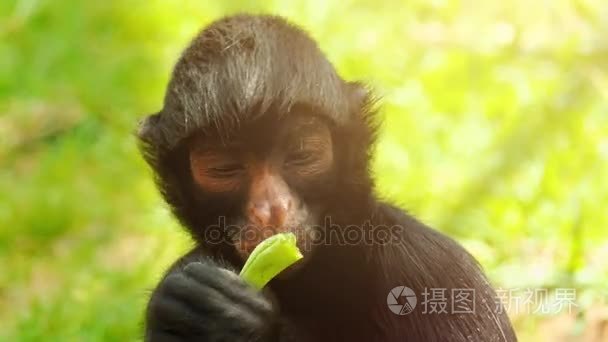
[182,262,274,317]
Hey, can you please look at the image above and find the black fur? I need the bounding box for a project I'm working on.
[139,14,517,342]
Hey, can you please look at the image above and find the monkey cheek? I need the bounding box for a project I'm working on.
[292,225,319,255]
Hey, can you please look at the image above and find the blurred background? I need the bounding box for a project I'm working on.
[1,0,607,341]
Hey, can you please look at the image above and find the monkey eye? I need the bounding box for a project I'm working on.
[208,164,245,177]
[285,150,315,165]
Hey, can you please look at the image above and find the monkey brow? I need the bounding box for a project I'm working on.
[286,117,330,137]
[204,142,244,153]
[284,109,330,127]
[190,135,244,152]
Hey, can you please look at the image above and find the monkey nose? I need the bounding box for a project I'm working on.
[248,200,290,229]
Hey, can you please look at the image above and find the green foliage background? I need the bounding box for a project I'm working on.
[1,1,607,341]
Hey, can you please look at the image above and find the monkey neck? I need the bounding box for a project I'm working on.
[269,242,374,315]
[269,197,382,315]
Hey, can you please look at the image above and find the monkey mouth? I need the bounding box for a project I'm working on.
[232,227,278,259]
[236,238,262,257]
[233,234,310,281]
[232,225,315,260]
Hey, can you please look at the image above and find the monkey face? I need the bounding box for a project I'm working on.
[187,109,335,261]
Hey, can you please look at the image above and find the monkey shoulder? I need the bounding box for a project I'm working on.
[370,202,487,287]
[367,203,517,341]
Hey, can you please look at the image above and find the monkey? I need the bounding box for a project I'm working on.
[138,14,517,342]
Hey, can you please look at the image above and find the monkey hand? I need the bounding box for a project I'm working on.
[146,261,277,341]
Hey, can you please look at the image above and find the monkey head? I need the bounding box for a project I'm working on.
[137,15,378,264]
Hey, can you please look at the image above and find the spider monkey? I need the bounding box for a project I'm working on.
[138,14,517,342]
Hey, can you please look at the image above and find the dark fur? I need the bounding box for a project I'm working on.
[139,14,517,341]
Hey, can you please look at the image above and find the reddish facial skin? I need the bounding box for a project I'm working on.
[188,114,333,259]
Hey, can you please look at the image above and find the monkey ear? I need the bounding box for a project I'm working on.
[137,112,161,145]
[346,81,380,118]
[346,82,374,113]
[136,112,164,167]
[347,82,368,102]
[343,81,380,155]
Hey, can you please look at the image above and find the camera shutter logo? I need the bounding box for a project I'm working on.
[387,286,417,315]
